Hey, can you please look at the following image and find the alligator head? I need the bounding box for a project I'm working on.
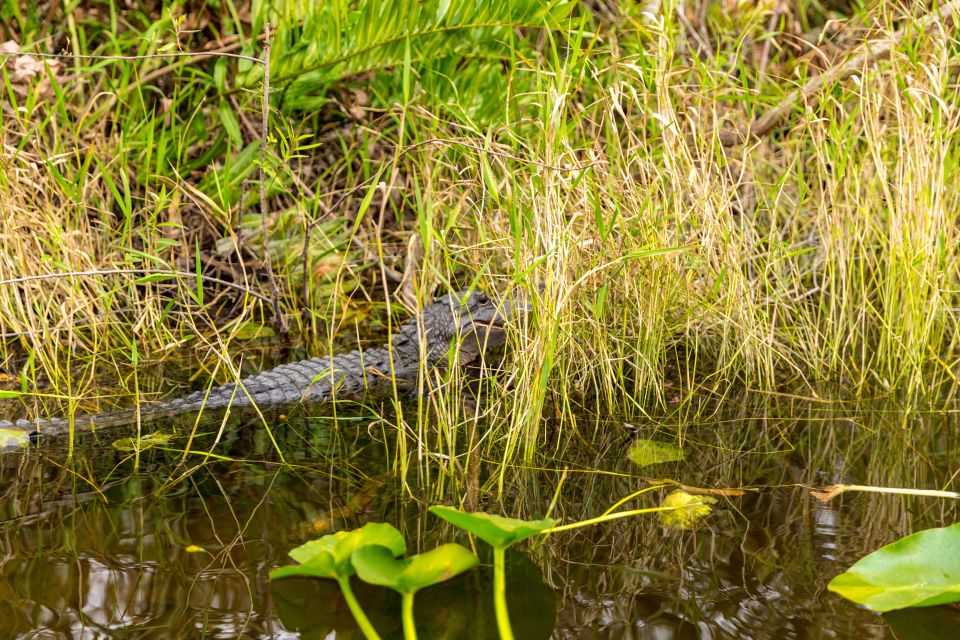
[412,288,531,367]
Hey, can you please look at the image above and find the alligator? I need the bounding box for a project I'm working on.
[0,289,523,444]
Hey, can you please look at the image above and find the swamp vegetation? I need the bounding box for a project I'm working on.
[1,0,960,637]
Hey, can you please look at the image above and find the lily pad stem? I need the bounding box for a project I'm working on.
[401,592,418,640]
[493,547,514,640]
[337,576,382,640]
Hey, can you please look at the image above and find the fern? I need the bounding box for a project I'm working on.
[240,0,577,110]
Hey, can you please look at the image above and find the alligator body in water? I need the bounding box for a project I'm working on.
[0,289,522,442]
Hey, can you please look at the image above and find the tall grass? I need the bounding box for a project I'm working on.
[1,0,959,484]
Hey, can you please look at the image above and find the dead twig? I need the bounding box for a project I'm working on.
[1,50,262,64]
[811,483,960,502]
[722,0,960,145]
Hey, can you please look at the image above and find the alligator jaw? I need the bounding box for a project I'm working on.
[451,288,533,365]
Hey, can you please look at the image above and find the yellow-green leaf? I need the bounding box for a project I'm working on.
[829,523,960,612]
[627,439,685,468]
[233,322,276,340]
[0,428,30,449]
[112,432,173,452]
[658,490,717,530]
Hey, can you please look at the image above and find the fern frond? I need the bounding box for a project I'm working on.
[240,0,577,110]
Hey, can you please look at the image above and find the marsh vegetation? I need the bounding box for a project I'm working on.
[1,0,959,637]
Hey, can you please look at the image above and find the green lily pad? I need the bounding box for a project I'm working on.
[626,439,685,468]
[429,506,556,549]
[0,427,30,449]
[352,543,478,594]
[233,321,276,340]
[828,523,960,612]
[112,432,173,452]
[271,522,406,581]
[658,490,717,530]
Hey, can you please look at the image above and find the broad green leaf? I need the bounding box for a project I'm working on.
[626,439,685,468]
[0,428,30,449]
[429,506,556,549]
[240,0,579,110]
[232,322,276,340]
[352,543,478,594]
[658,490,717,530]
[219,99,243,148]
[270,522,405,581]
[828,523,960,612]
[112,432,173,452]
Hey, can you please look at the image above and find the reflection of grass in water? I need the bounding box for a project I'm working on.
[0,410,398,637]
[493,396,959,635]
[0,393,956,637]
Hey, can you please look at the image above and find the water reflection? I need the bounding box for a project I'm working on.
[0,398,956,638]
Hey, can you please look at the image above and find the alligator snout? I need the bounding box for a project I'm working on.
[455,288,533,356]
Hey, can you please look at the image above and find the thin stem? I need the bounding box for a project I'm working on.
[337,576,382,640]
[543,506,679,534]
[493,547,514,640]
[401,591,418,640]
[258,21,287,334]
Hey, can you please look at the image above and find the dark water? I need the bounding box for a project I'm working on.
[0,397,958,639]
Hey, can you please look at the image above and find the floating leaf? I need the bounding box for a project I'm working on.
[658,490,717,530]
[0,427,30,449]
[271,522,405,581]
[112,431,173,452]
[627,439,685,468]
[352,543,478,594]
[233,322,276,340]
[828,523,960,612]
[429,506,556,549]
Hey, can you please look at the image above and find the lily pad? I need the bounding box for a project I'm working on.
[112,432,174,452]
[233,321,276,340]
[0,427,30,449]
[828,523,960,612]
[428,507,556,549]
[627,439,685,468]
[270,523,405,640]
[658,490,717,530]
[271,522,406,581]
[351,543,478,594]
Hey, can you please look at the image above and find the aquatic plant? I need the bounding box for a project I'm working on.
[829,523,960,612]
[352,542,479,640]
[428,507,556,640]
[270,522,406,640]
